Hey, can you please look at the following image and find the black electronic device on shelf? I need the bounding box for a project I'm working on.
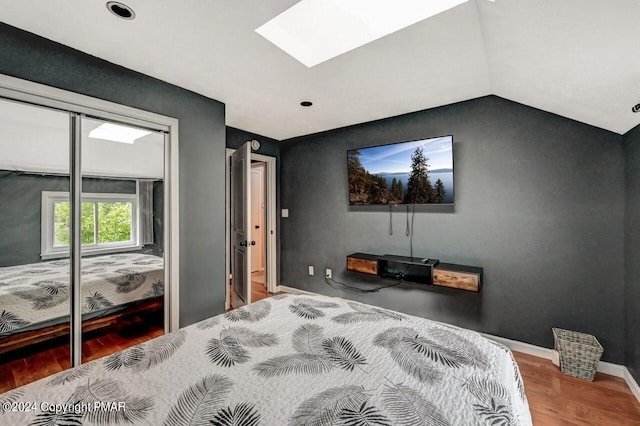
[377,254,434,285]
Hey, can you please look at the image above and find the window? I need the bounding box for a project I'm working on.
[42,191,140,259]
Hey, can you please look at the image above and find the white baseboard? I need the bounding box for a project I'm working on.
[481,333,555,360]
[624,368,640,403]
[481,332,639,403]
[276,285,316,295]
[597,361,628,377]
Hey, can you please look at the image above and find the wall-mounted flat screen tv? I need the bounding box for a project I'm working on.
[348,135,454,205]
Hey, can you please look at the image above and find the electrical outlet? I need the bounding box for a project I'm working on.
[308,265,314,276]
[325,268,332,279]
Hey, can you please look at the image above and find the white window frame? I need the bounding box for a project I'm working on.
[41,191,141,259]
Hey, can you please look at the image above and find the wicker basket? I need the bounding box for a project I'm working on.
[552,328,603,381]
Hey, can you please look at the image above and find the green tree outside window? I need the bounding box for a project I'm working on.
[53,200,132,246]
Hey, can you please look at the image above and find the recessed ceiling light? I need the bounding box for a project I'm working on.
[106,1,136,20]
[300,101,313,107]
[256,0,469,67]
[89,123,151,144]
[633,103,640,113]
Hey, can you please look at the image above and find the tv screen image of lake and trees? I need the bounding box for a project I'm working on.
[348,135,454,205]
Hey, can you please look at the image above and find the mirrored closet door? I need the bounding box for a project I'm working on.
[0,90,173,393]
[0,98,72,391]
[80,117,166,363]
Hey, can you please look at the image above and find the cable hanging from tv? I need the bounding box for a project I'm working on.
[406,204,416,259]
[388,203,416,259]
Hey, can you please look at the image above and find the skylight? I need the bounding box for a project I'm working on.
[255,0,469,67]
[88,123,151,144]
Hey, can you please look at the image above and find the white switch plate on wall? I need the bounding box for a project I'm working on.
[281,209,289,217]
[308,265,314,275]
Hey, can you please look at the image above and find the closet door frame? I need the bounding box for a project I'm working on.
[0,74,180,367]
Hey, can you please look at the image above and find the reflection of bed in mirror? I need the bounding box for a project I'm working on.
[0,253,163,354]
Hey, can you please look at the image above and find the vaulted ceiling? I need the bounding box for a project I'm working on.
[1,0,638,140]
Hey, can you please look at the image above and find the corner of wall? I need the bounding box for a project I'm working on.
[623,123,640,384]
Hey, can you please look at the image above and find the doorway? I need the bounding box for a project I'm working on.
[225,148,277,310]
[250,162,267,302]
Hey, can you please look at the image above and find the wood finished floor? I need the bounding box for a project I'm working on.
[2,292,640,426]
[228,270,281,309]
[514,351,640,425]
[0,314,163,393]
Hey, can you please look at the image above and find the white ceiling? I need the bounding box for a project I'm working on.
[0,0,638,140]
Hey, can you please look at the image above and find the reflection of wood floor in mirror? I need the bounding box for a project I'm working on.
[0,311,163,393]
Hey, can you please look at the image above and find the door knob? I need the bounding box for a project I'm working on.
[250,241,256,246]
[240,241,248,247]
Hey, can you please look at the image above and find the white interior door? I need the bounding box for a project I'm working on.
[231,142,251,308]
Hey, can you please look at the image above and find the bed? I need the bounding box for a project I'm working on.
[0,293,531,425]
[0,253,164,352]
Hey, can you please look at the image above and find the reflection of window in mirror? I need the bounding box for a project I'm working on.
[41,191,139,259]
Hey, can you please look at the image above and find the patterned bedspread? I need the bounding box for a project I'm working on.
[0,293,531,425]
[0,253,164,336]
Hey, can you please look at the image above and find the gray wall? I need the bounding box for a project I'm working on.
[0,23,227,327]
[226,126,280,158]
[624,123,640,381]
[280,95,626,363]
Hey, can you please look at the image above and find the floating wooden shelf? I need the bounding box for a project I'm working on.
[433,264,482,292]
[346,253,482,292]
[346,253,378,275]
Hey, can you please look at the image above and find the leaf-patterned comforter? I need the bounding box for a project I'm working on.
[0,253,164,336]
[0,293,532,425]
